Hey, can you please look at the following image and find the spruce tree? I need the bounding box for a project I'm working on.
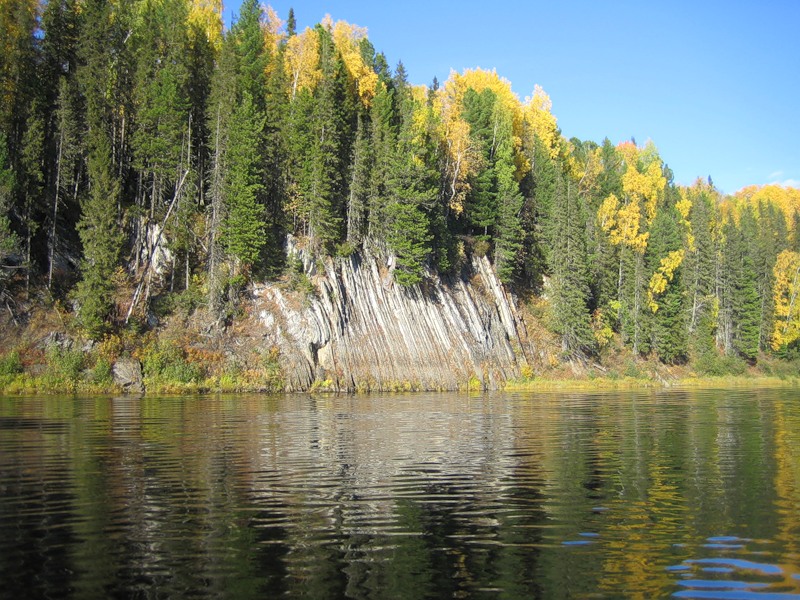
[548,170,594,356]
[386,135,435,285]
[0,134,19,295]
[347,111,372,247]
[221,91,267,271]
[365,82,396,244]
[461,88,498,237]
[647,202,688,364]
[73,130,121,337]
[720,210,760,361]
[682,185,718,360]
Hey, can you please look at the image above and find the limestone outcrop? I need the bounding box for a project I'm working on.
[253,239,528,392]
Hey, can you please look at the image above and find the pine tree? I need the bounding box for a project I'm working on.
[234,0,267,110]
[682,184,719,360]
[385,80,437,286]
[346,110,372,246]
[305,25,354,251]
[365,81,396,244]
[386,132,435,285]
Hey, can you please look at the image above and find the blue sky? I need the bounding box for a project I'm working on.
[224,1,800,194]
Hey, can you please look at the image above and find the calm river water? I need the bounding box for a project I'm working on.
[2,389,800,599]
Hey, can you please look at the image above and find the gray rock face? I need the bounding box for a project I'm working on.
[112,358,144,395]
[254,240,528,392]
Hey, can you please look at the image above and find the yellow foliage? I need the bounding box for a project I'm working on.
[188,0,222,50]
[734,184,800,243]
[647,249,684,312]
[570,145,603,195]
[598,141,665,254]
[436,68,529,213]
[262,5,284,57]
[620,152,665,223]
[771,249,800,350]
[523,84,560,161]
[675,188,694,251]
[598,193,648,252]
[591,309,615,348]
[330,18,378,106]
[434,86,478,215]
[284,26,321,98]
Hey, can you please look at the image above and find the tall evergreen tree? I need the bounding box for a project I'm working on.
[548,169,594,356]
[386,93,436,286]
[73,130,121,337]
[682,184,719,359]
[221,91,266,271]
[647,201,688,363]
[720,209,760,360]
[492,109,524,283]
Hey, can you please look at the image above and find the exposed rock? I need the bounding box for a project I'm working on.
[253,238,528,392]
[112,357,144,395]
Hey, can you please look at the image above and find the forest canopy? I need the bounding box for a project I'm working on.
[2,0,800,369]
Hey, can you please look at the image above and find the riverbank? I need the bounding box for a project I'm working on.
[3,300,800,397]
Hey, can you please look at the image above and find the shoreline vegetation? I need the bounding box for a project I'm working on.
[2,300,800,397]
[3,369,799,398]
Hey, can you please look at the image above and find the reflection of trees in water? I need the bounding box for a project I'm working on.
[1,390,800,597]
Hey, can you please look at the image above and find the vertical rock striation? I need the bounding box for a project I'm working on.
[254,239,527,391]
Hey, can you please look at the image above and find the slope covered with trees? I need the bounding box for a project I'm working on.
[2,0,800,389]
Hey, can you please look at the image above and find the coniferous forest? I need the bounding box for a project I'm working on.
[3,0,800,390]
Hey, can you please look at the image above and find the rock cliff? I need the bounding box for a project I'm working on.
[253,239,528,392]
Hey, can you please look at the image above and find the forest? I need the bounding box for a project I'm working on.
[3,0,800,386]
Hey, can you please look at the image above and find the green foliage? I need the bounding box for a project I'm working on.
[546,170,595,356]
[45,344,85,384]
[91,357,113,384]
[695,350,748,377]
[285,256,315,298]
[6,0,800,389]
[721,209,761,361]
[0,350,23,376]
[222,91,267,268]
[73,130,122,338]
[141,340,203,384]
[648,203,688,364]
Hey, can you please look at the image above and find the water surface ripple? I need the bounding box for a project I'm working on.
[1,389,800,598]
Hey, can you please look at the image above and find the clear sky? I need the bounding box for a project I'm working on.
[224,0,800,195]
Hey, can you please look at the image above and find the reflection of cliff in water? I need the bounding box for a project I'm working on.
[244,394,550,598]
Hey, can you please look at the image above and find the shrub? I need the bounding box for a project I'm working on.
[694,351,747,376]
[46,345,85,383]
[91,357,113,384]
[141,340,202,384]
[0,350,23,376]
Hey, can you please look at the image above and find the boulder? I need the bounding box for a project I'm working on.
[112,358,144,395]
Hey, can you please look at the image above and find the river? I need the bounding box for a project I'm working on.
[1,389,800,598]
